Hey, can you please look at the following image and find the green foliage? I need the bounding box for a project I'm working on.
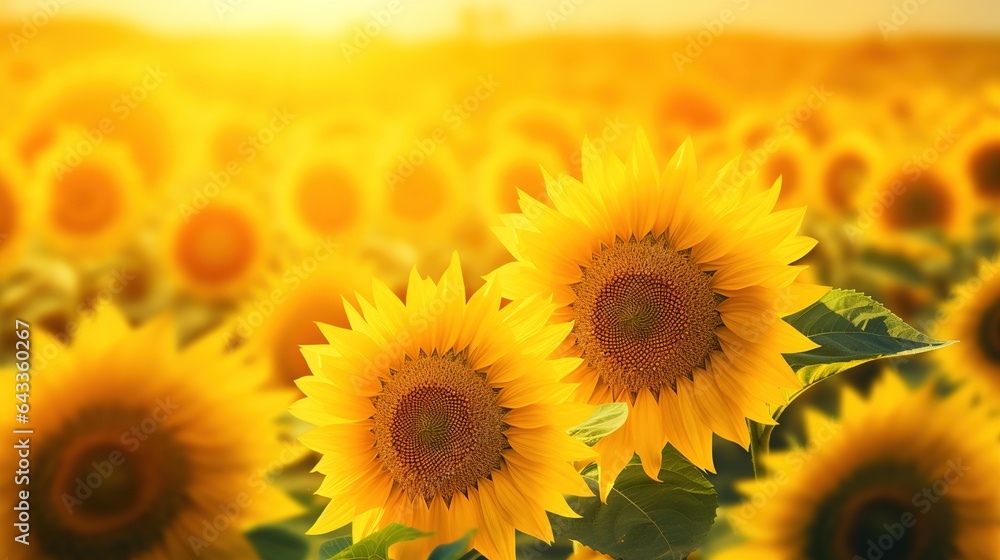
[247,527,309,560]
[427,531,476,560]
[749,289,955,475]
[318,523,432,560]
[553,446,718,560]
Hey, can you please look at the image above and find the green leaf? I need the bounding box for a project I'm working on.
[427,530,476,560]
[318,537,353,559]
[749,289,955,476]
[783,289,951,373]
[567,402,628,446]
[552,445,718,560]
[247,527,309,560]
[319,523,432,560]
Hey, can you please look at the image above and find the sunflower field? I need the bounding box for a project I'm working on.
[1,3,999,560]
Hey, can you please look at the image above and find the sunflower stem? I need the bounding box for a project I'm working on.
[749,420,775,480]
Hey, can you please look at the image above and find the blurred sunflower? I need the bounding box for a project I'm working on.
[717,373,1000,560]
[475,139,566,217]
[380,143,467,244]
[239,259,374,388]
[0,153,28,274]
[862,165,971,241]
[815,130,884,217]
[729,110,777,153]
[490,98,586,173]
[1,311,300,559]
[32,138,145,261]
[950,117,1000,208]
[163,195,271,302]
[935,259,1000,400]
[757,135,814,211]
[11,56,178,190]
[656,84,727,134]
[292,254,595,560]
[492,131,827,497]
[277,142,380,255]
[104,235,174,324]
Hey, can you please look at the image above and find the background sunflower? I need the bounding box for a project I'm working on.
[715,372,1000,560]
[1,2,998,558]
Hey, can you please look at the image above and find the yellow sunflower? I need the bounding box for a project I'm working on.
[163,195,271,302]
[489,98,586,174]
[757,134,814,211]
[0,151,29,275]
[1,311,300,559]
[31,137,146,260]
[656,84,727,135]
[476,139,567,217]
[814,130,885,217]
[717,373,1000,560]
[949,116,1000,208]
[492,130,828,497]
[276,141,380,256]
[10,55,178,190]
[935,259,1000,400]
[237,258,376,388]
[379,141,467,245]
[292,254,596,560]
[860,164,972,241]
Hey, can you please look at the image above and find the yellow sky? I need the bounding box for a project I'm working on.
[2,0,998,37]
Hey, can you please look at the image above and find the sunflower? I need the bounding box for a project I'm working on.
[276,141,380,256]
[935,259,1000,400]
[949,117,1000,208]
[32,137,146,261]
[10,55,178,190]
[0,152,29,275]
[162,195,271,302]
[1,311,301,559]
[491,131,827,497]
[716,373,1000,560]
[237,258,376,388]
[860,164,971,241]
[291,254,596,560]
[656,84,727,134]
[379,141,467,245]
[489,98,586,174]
[757,134,814,211]
[815,130,885,217]
[476,139,566,217]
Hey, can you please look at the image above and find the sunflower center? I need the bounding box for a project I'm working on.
[806,463,957,560]
[979,298,1000,363]
[173,205,258,286]
[970,141,1000,198]
[825,153,868,211]
[51,164,122,235]
[295,165,360,234]
[883,174,953,230]
[35,407,191,560]
[572,235,723,399]
[373,351,507,504]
